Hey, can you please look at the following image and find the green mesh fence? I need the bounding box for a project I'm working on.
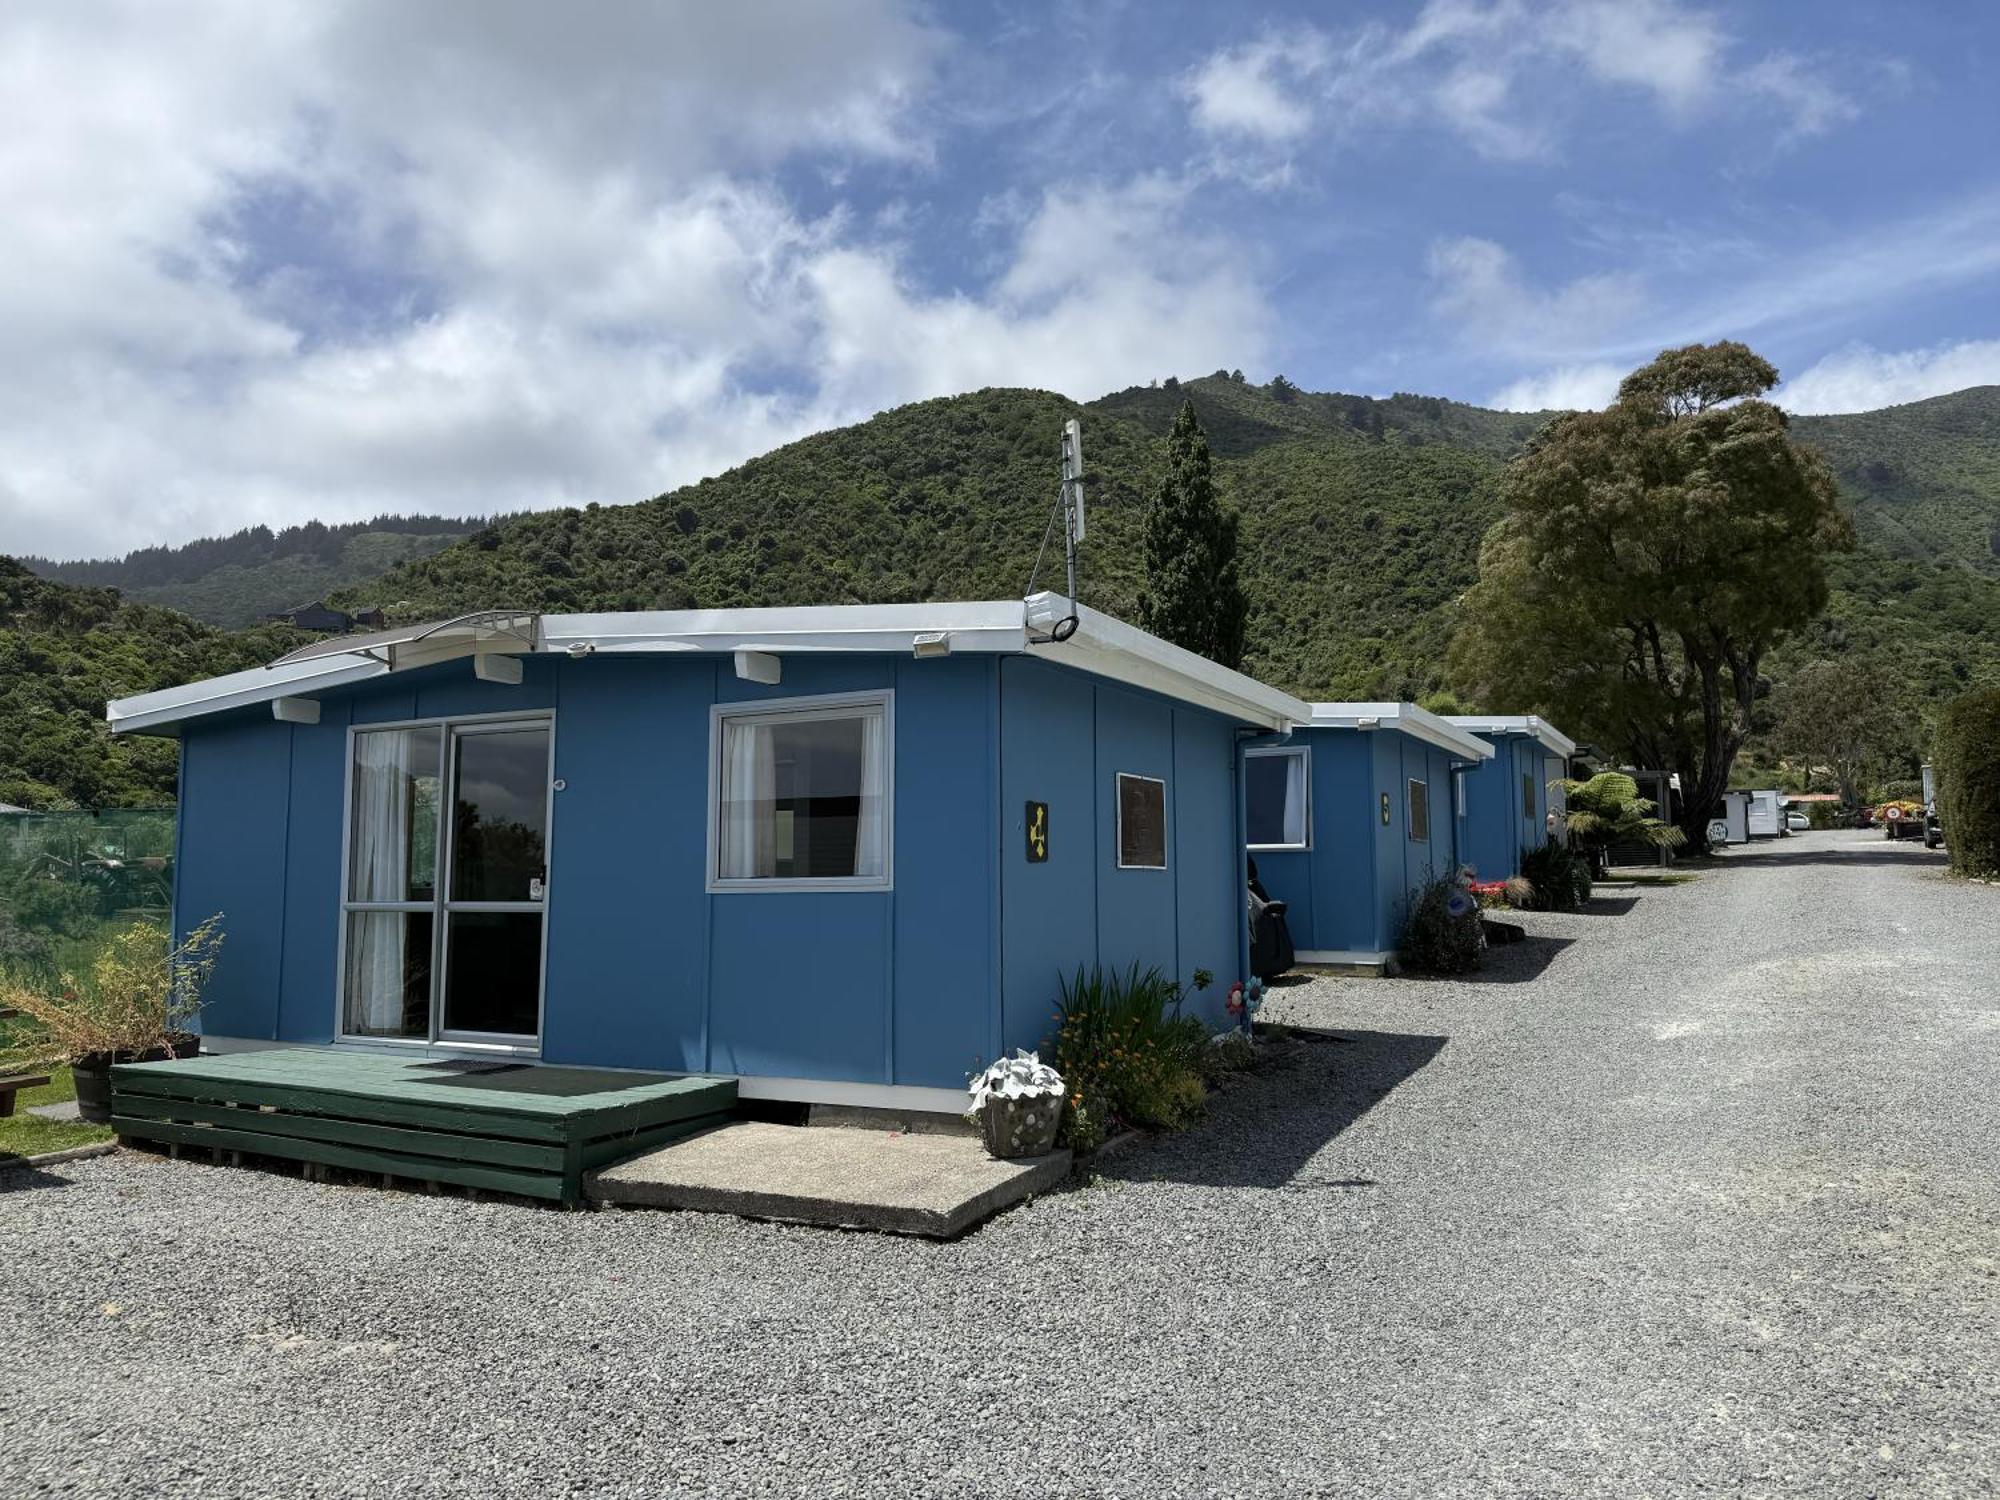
[0,807,177,974]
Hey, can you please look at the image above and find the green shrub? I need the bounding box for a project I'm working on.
[1397,877,1483,974]
[1935,687,2000,877]
[1519,839,1588,912]
[1048,963,1209,1141]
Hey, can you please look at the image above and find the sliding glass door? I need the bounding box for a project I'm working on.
[341,715,550,1047]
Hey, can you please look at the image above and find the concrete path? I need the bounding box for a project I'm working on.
[2,830,1994,1497]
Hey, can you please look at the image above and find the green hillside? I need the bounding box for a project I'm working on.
[333,375,2000,704]
[25,515,499,629]
[5,375,1997,810]
[0,559,300,808]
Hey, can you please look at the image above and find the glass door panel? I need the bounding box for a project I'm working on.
[450,727,549,902]
[442,911,544,1037]
[342,910,434,1039]
[348,726,442,902]
[438,722,549,1041]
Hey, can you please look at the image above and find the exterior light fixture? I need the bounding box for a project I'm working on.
[912,631,950,658]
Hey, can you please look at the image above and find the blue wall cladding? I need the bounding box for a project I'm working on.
[1248,725,1468,960]
[1455,733,1549,881]
[996,657,1242,1049]
[171,647,1245,1096]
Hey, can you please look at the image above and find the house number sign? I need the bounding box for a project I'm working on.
[1026,801,1049,862]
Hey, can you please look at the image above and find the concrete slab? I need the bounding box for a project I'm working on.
[28,1099,81,1122]
[586,1122,1070,1238]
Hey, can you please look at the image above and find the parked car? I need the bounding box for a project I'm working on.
[1785,811,1810,833]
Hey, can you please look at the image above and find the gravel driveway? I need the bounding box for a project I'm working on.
[4,830,1995,1498]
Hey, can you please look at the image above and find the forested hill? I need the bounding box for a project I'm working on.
[330,375,2000,706]
[0,559,300,808]
[6,375,1998,809]
[24,514,501,629]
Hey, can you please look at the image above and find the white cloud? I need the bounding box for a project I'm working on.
[0,1,1279,560]
[1183,0,1850,165]
[1182,33,1327,143]
[1427,237,1646,359]
[1488,362,1626,411]
[1739,53,1859,146]
[1776,339,2000,415]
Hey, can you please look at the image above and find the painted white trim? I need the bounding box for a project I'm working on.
[190,1034,294,1054]
[1114,771,1169,871]
[1442,714,1578,758]
[1294,949,1394,967]
[110,596,1312,735]
[1308,701,1494,761]
[732,1075,968,1113]
[1027,595,1309,729]
[705,689,895,894]
[1244,743,1311,852]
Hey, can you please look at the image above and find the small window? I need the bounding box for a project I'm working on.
[1407,778,1430,843]
[711,693,891,890]
[1117,773,1167,869]
[1245,747,1309,850]
[1522,771,1536,819]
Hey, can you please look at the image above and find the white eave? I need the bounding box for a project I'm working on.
[1307,701,1495,761]
[1442,714,1578,758]
[107,594,1310,736]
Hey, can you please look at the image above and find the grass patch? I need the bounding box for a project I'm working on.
[0,1066,114,1161]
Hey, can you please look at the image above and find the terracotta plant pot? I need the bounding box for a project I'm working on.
[978,1092,1063,1160]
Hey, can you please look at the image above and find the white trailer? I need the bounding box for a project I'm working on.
[1713,790,1751,845]
[1746,788,1783,839]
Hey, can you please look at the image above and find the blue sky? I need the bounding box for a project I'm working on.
[3,0,1997,558]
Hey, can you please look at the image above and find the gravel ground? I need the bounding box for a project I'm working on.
[4,830,1996,1498]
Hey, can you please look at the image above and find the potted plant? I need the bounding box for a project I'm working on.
[0,916,222,1124]
[967,1050,1066,1160]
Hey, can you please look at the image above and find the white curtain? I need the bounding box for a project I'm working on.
[855,710,886,878]
[720,719,778,878]
[1277,752,1307,847]
[348,730,417,1032]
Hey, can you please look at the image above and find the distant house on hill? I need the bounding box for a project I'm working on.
[266,601,386,633]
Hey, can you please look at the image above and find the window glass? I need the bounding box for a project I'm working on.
[716,702,887,883]
[349,726,442,902]
[342,910,432,1038]
[1522,771,1536,820]
[1408,778,1430,843]
[1246,749,1308,848]
[1117,774,1167,869]
[450,727,549,902]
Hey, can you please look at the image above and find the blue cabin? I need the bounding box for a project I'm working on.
[106,596,1307,1114]
[1243,703,1493,973]
[1442,716,1578,881]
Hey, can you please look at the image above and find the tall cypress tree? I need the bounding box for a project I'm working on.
[1137,401,1247,669]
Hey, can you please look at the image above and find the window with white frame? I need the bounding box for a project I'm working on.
[710,692,891,890]
[1245,746,1310,850]
[1116,773,1168,869]
[1408,778,1430,843]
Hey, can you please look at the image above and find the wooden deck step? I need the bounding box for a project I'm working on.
[110,1049,736,1206]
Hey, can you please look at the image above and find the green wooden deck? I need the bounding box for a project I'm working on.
[110,1049,737,1206]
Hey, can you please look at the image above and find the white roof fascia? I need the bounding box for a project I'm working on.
[1024,594,1311,731]
[540,601,1031,658]
[1442,714,1578,758]
[108,596,1312,736]
[1308,701,1495,761]
[108,656,391,736]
